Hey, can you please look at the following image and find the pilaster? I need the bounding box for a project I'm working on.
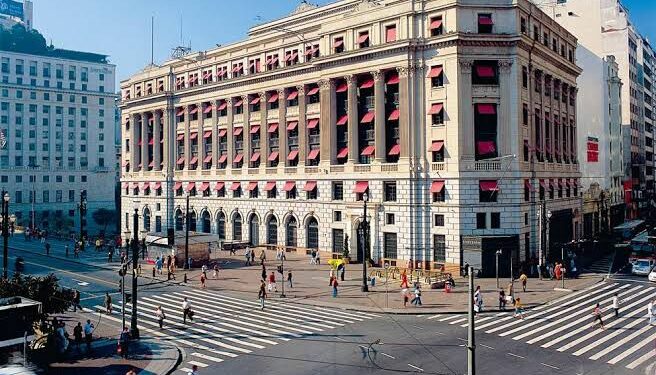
[259,92,268,168]
[458,59,474,158]
[141,113,148,173]
[319,79,335,165]
[397,67,410,160]
[278,89,288,167]
[153,110,161,170]
[226,98,234,166]
[498,60,513,157]
[373,70,385,163]
[242,95,250,169]
[297,85,307,166]
[211,101,219,169]
[346,75,359,163]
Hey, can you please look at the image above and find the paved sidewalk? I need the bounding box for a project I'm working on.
[9,235,116,270]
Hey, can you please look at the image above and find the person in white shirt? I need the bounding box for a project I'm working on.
[182,297,192,324]
[649,300,655,325]
[187,365,198,375]
[83,319,94,351]
[612,293,620,318]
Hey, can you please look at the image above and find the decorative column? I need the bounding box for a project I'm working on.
[161,109,171,171]
[153,110,162,170]
[458,59,474,158]
[141,113,148,173]
[319,79,335,165]
[197,102,205,171]
[372,70,385,163]
[278,89,287,167]
[259,92,268,169]
[498,60,513,157]
[184,106,191,169]
[211,100,219,169]
[130,113,139,171]
[397,67,410,160]
[226,98,234,166]
[242,95,250,169]
[346,75,359,163]
[297,85,307,166]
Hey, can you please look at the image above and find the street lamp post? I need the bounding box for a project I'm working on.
[361,192,370,293]
[495,249,501,289]
[2,191,9,279]
[121,229,130,330]
[78,190,87,252]
[130,205,140,339]
[184,192,190,270]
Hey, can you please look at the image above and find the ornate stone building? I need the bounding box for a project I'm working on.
[120,0,581,276]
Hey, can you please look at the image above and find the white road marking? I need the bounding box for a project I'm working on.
[438,315,462,322]
[335,337,348,342]
[380,352,395,359]
[191,352,223,363]
[607,330,656,365]
[72,279,90,286]
[187,360,208,368]
[589,321,655,360]
[426,314,441,320]
[449,318,468,325]
[507,353,525,359]
[626,348,656,369]
[480,344,495,350]
[540,363,560,370]
[573,313,649,356]
[407,363,424,372]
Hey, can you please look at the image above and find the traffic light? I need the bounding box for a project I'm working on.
[277,265,283,274]
[118,263,128,277]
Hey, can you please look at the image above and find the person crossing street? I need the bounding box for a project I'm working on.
[258,280,267,310]
[182,297,193,324]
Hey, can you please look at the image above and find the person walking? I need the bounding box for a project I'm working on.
[250,249,256,265]
[519,273,528,292]
[411,284,422,306]
[119,327,130,359]
[612,293,620,318]
[182,297,192,324]
[104,292,112,314]
[513,297,525,319]
[108,248,113,262]
[187,365,199,375]
[499,290,507,310]
[84,319,94,352]
[287,270,293,288]
[259,249,267,265]
[200,273,206,289]
[156,257,163,275]
[261,264,267,281]
[329,268,335,286]
[74,243,80,258]
[400,270,409,289]
[65,244,69,257]
[72,289,82,312]
[73,322,83,352]
[45,242,51,256]
[258,280,267,310]
[155,306,166,329]
[649,300,656,325]
[201,264,208,279]
[268,271,277,292]
[592,303,605,330]
[332,278,339,298]
[402,288,409,307]
[213,264,219,279]
[245,248,252,266]
[474,286,483,315]
[339,263,345,282]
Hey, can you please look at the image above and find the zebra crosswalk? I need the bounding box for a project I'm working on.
[425,281,656,371]
[92,289,379,373]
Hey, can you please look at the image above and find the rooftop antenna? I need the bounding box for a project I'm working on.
[171,14,191,59]
[150,16,154,65]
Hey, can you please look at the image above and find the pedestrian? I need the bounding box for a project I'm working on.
[156,257,163,275]
[499,290,507,310]
[245,248,251,266]
[137,264,142,276]
[519,273,528,292]
[45,242,51,256]
[258,280,267,310]
[287,270,293,288]
[182,297,193,324]
[411,283,422,306]
[400,270,409,289]
[188,257,193,270]
[213,264,219,279]
[261,264,267,281]
[72,289,82,312]
[332,278,339,297]
[474,286,483,315]
[187,365,199,375]
[250,249,256,265]
[104,292,112,314]
[126,368,137,375]
[201,264,207,279]
[339,263,345,282]
[200,273,206,289]
[119,327,129,359]
[259,249,266,265]
[84,319,94,351]
[649,300,656,325]
[73,322,83,351]
[592,302,605,330]
[513,297,525,319]
[612,293,620,318]
[268,271,277,292]
[402,288,409,307]
[74,244,80,258]
[65,245,69,257]
[155,306,166,329]
[310,249,317,265]
[108,248,113,262]
[329,268,335,286]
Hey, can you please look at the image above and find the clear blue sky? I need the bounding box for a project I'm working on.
[30,0,656,86]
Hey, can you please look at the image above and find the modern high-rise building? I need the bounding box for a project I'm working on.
[120,0,581,276]
[0,26,117,234]
[638,36,656,219]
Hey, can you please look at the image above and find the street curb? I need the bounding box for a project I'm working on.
[139,338,183,375]
[11,245,116,271]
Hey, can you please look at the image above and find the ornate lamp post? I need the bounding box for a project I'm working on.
[360,191,370,292]
[2,191,9,279]
[130,202,140,339]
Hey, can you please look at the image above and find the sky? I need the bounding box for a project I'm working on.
[29,0,656,86]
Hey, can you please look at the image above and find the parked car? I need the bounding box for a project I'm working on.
[648,267,656,282]
[632,259,653,276]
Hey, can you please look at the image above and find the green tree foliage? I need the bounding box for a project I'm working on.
[0,24,48,55]
[92,208,117,232]
[0,274,72,320]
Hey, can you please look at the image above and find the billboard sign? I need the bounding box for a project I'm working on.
[0,0,23,20]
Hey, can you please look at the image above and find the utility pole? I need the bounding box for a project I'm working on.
[561,246,565,290]
[130,208,140,339]
[467,265,475,375]
[279,252,286,298]
[2,191,8,279]
[361,192,369,292]
[184,192,190,269]
[79,190,87,252]
[495,249,501,289]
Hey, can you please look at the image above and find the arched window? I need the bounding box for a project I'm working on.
[175,209,183,231]
[201,211,211,233]
[189,211,197,232]
[249,215,259,246]
[233,213,242,241]
[306,217,319,249]
[286,217,297,248]
[267,216,278,245]
[216,212,226,240]
[143,208,151,232]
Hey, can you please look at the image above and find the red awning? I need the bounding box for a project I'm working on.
[233,99,243,107]
[337,147,348,159]
[233,127,243,136]
[361,145,375,156]
[336,83,348,93]
[250,125,260,134]
[354,181,369,193]
[250,152,260,162]
[148,138,154,145]
[525,180,533,191]
[142,182,150,190]
[307,149,320,160]
[307,87,319,96]
[287,121,298,131]
[478,14,494,26]
[359,79,374,89]
[153,182,161,190]
[361,111,375,123]
[218,129,227,137]
[430,19,443,30]
[283,181,296,192]
[287,90,298,100]
[137,139,143,146]
[268,93,279,103]
[137,163,143,168]
[388,144,400,156]
[218,154,227,163]
[337,114,348,126]
[161,138,164,144]
[333,39,344,48]
[176,107,185,116]
[230,182,241,191]
[428,66,443,78]
[232,65,241,73]
[203,154,212,163]
[428,103,444,115]
[476,103,496,115]
[573,179,578,187]
[176,156,185,165]
[431,140,444,152]
[307,119,319,129]
[475,66,495,78]
[287,150,299,161]
[203,71,212,80]
[565,179,571,187]
[203,104,213,114]
[476,141,496,155]
[479,180,499,192]
[189,156,198,165]
[233,153,244,163]
[268,123,279,133]
[189,106,199,115]
[304,181,317,191]
[539,179,547,189]
[268,151,279,161]
[247,181,258,191]
[122,160,129,167]
[386,26,396,41]
[250,97,260,105]
[203,130,212,139]
[217,101,228,111]
[388,109,400,121]
[357,34,369,44]
[173,181,182,191]
[121,182,128,189]
[214,182,225,191]
[198,182,210,192]
[431,180,445,193]
[386,74,399,85]
[264,181,276,191]
[189,132,198,140]
[148,161,154,168]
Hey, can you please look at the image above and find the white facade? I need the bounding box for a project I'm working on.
[0,50,118,233]
[0,0,32,30]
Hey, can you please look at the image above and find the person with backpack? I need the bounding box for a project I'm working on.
[411,283,422,306]
[258,280,267,310]
[592,302,605,330]
[155,306,166,329]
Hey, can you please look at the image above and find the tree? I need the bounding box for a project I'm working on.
[92,208,117,233]
[0,274,72,321]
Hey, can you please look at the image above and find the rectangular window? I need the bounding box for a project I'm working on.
[332,182,343,200]
[333,36,344,53]
[333,211,342,222]
[491,212,500,228]
[477,13,493,34]
[429,15,443,36]
[358,31,370,49]
[385,24,397,43]
[433,235,445,262]
[434,214,444,226]
[522,66,528,88]
[476,213,486,229]
[383,182,397,202]
[386,213,395,225]
[472,60,498,85]
[383,233,397,258]
[332,229,344,253]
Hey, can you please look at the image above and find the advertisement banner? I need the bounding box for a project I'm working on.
[0,0,23,19]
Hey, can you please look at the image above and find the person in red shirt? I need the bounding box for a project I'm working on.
[268,271,277,292]
[400,270,409,289]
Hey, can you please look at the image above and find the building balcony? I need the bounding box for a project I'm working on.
[431,162,446,172]
[266,167,278,174]
[250,112,261,122]
[288,136,298,146]
[267,111,279,121]
[304,166,318,174]
[472,85,500,98]
[287,106,299,117]
[218,116,227,125]
[269,138,279,148]
[470,160,501,171]
[306,103,320,116]
[330,165,345,173]
[308,134,320,145]
[248,168,259,175]
[284,167,297,174]
[233,114,244,123]
[251,140,260,149]
[354,165,371,173]
[381,163,398,172]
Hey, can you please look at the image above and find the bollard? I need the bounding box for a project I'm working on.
[152,267,156,278]
[183,273,187,283]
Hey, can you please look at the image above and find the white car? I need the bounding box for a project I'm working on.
[649,267,656,282]
[632,259,653,276]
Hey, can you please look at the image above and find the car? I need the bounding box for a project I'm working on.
[632,259,653,276]
[649,268,656,282]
